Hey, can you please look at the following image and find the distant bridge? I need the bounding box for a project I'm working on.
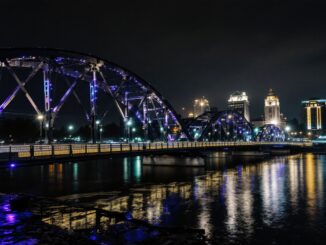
[0,141,313,166]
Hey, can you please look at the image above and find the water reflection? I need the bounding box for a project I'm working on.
[1,153,326,244]
[306,154,316,218]
[123,156,142,184]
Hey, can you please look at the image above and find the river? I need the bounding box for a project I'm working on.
[1,153,326,244]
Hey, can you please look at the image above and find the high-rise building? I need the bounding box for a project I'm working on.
[227,91,250,122]
[302,99,326,134]
[264,89,281,125]
[193,97,210,117]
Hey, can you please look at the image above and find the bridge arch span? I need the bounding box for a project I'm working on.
[255,124,285,142]
[187,110,252,141]
[0,48,189,142]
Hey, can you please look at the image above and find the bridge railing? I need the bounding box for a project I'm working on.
[0,141,312,163]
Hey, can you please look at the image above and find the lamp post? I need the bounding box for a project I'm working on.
[68,124,74,138]
[99,127,103,142]
[36,114,44,143]
[126,119,132,142]
[96,120,101,143]
[285,126,291,140]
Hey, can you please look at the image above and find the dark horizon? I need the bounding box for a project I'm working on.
[1,0,326,122]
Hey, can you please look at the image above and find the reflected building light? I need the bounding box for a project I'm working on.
[270,163,285,221]
[57,163,63,182]
[105,196,129,213]
[317,156,324,209]
[138,186,167,224]
[134,156,142,183]
[132,193,144,220]
[225,174,237,234]
[262,164,272,224]
[123,158,130,184]
[306,154,316,218]
[240,170,253,235]
[72,163,79,192]
[288,159,299,210]
[194,175,213,239]
[198,202,212,239]
[73,163,78,181]
[48,164,55,180]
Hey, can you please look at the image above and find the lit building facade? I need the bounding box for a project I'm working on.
[193,97,210,117]
[227,91,250,122]
[302,99,326,134]
[264,89,281,125]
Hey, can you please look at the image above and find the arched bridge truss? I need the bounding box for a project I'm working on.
[255,124,285,142]
[0,48,188,143]
[187,110,253,141]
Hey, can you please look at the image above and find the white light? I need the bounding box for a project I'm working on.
[271,120,278,125]
[126,119,132,126]
[68,125,74,131]
[96,120,100,125]
[37,114,44,121]
[285,126,291,132]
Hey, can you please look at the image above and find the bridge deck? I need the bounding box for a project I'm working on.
[0,141,312,165]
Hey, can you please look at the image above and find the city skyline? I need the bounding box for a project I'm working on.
[1,2,326,244]
[1,1,326,121]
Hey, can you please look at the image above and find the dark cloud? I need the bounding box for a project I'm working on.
[1,0,326,122]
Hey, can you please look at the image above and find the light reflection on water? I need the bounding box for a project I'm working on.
[1,153,326,243]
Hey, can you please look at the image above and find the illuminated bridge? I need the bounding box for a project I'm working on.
[0,48,288,143]
[0,141,313,165]
[0,48,314,166]
[0,48,189,143]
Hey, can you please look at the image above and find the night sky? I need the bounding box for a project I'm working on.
[1,0,326,122]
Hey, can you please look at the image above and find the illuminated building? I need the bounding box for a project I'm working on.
[193,97,210,117]
[227,91,250,122]
[302,98,326,134]
[264,89,281,125]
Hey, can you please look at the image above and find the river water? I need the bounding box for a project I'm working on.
[1,153,326,244]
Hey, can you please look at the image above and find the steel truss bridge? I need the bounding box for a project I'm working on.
[0,48,286,143]
[0,48,188,143]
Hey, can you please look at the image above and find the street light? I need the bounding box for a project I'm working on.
[126,119,132,127]
[68,125,74,139]
[285,126,291,132]
[36,114,44,142]
[99,127,103,142]
[125,119,133,141]
[37,114,44,121]
[95,120,101,142]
